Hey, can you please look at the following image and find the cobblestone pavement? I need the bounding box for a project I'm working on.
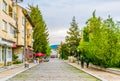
[7,58,100,81]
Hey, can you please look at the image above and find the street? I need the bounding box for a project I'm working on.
[7,58,100,81]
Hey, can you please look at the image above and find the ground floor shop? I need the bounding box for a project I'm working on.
[0,38,13,67]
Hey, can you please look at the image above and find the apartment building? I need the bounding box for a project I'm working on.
[0,0,17,67]
[0,0,34,67]
[14,5,34,62]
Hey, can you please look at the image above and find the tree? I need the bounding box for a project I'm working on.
[59,43,69,60]
[65,16,81,56]
[46,44,51,56]
[78,11,120,67]
[28,5,49,54]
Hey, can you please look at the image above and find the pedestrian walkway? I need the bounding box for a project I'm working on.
[7,58,100,81]
[66,61,120,81]
[0,63,38,81]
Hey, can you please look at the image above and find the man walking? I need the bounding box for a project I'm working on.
[81,56,84,68]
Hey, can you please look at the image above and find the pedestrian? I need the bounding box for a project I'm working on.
[36,58,39,64]
[81,56,84,68]
[86,59,89,68]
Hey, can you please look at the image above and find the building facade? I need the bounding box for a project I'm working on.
[0,0,17,67]
[0,0,34,67]
[14,5,34,62]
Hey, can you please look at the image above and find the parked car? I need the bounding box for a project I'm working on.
[50,55,55,58]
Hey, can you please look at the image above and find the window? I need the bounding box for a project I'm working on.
[0,46,2,62]
[9,5,12,17]
[2,20,7,30]
[2,0,7,13]
[9,23,16,38]
[7,48,12,59]
[12,11,16,20]
[22,31,24,38]
[9,6,16,20]
[22,17,25,26]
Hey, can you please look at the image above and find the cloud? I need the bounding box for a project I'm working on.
[49,28,67,45]
[20,0,120,45]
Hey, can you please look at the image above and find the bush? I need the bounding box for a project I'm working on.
[60,53,68,60]
[13,54,18,61]
[13,60,22,64]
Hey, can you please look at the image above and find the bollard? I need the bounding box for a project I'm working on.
[24,61,29,68]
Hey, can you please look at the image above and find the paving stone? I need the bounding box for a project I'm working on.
[7,58,100,81]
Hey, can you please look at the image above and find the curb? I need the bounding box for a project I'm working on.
[90,64,120,75]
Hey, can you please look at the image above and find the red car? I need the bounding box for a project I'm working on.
[50,55,55,58]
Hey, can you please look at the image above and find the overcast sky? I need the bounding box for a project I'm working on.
[20,0,120,45]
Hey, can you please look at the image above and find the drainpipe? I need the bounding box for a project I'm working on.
[4,44,7,67]
[24,18,27,62]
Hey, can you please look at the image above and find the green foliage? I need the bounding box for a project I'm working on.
[83,26,89,42]
[46,44,51,56]
[78,12,120,68]
[59,43,69,60]
[12,54,18,61]
[60,53,68,60]
[13,60,22,64]
[65,16,81,56]
[28,5,49,54]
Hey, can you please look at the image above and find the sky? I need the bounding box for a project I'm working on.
[20,0,120,45]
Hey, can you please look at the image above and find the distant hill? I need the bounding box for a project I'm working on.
[50,45,59,49]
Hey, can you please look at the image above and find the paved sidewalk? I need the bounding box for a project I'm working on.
[0,63,38,81]
[66,61,120,81]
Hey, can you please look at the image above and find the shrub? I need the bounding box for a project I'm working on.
[13,60,22,64]
[13,54,18,61]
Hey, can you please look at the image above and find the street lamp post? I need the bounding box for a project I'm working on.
[77,50,80,64]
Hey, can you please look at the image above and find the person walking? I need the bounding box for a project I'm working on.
[81,56,84,68]
[86,59,89,68]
